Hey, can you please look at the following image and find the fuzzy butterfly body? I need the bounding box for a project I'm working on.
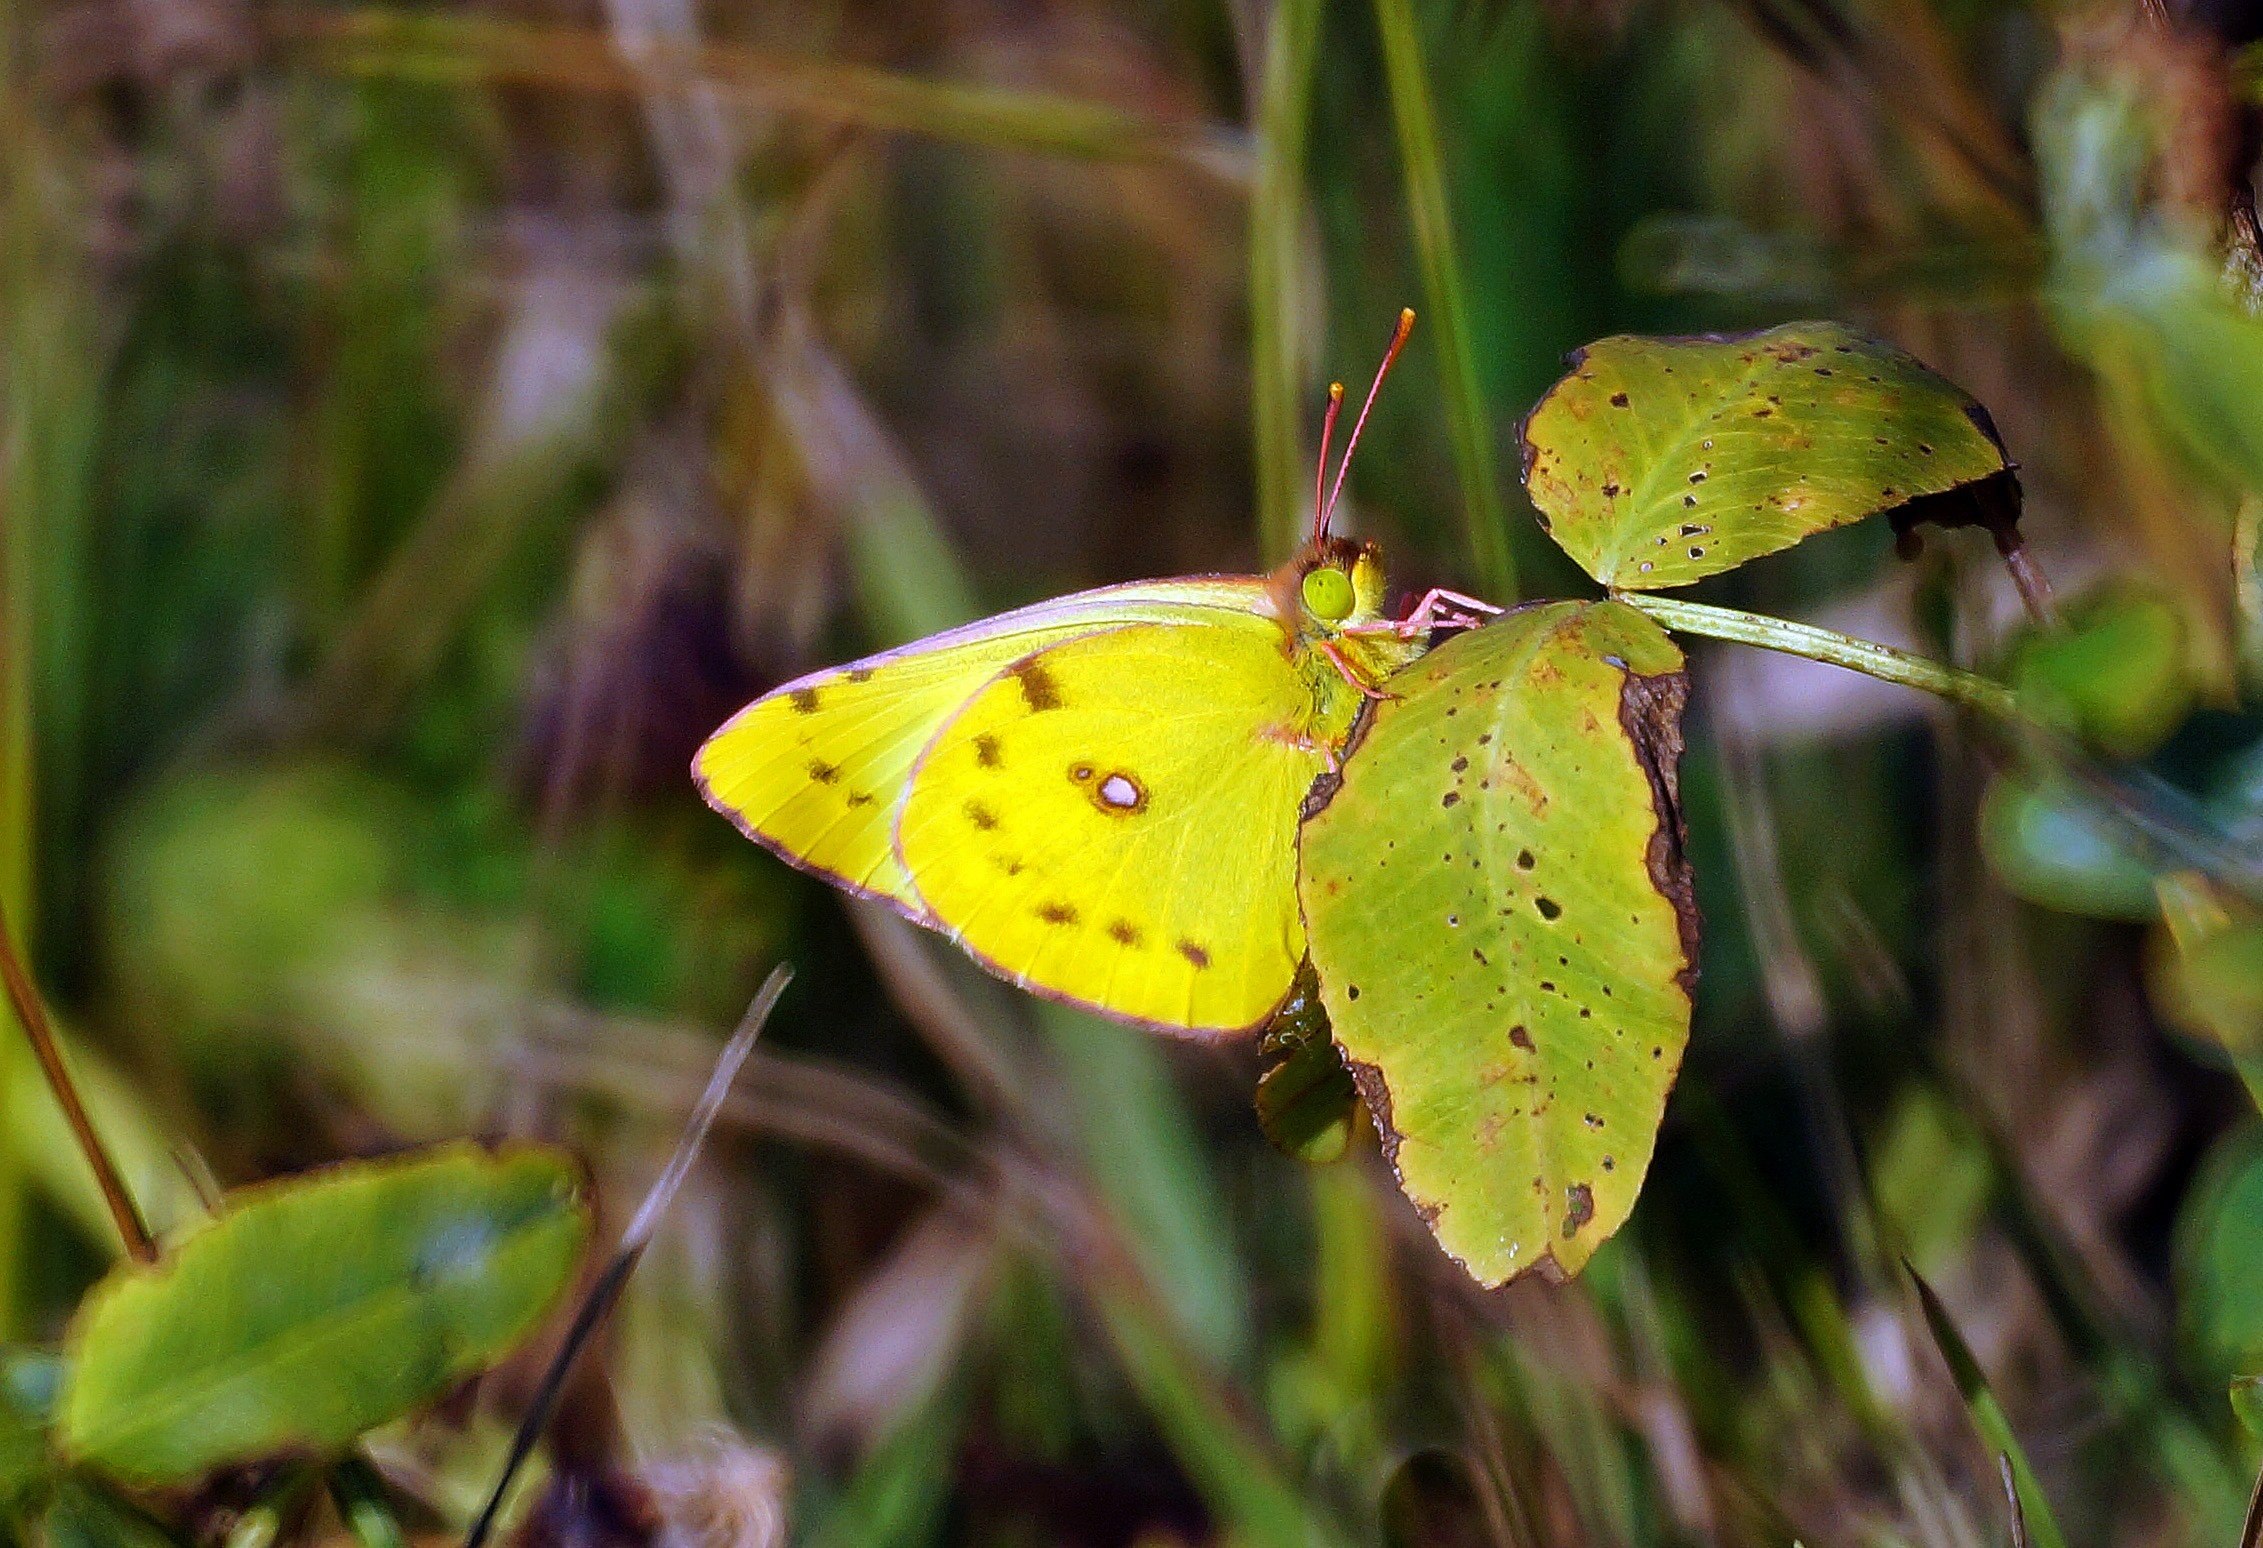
[695,542,1428,1033]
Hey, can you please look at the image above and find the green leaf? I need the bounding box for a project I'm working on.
[2009,584,2193,759]
[2231,1372,2263,1439]
[0,1352,59,1511]
[60,1143,589,1485]
[2155,910,2263,1059]
[1908,1267,2071,1548]
[37,1478,181,1548]
[1299,602,1698,1284]
[1519,322,2011,589]
[1978,771,2161,921]
[2176,1131,2263,1387]
[1254,970,1359,1165]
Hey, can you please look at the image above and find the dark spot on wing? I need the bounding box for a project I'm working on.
[1012,659,1063,711]
[1036,901,1079,926]
[1107,918,1143,947]
[1177,939,1211,969]
[964,799,999,831]
[846,791,875,808]
[846,667,874,684]
[808,759,841,784]
[974,734,1002,768]
[789,687,821,713]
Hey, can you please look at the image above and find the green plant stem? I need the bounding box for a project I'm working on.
[1250,0,1323,562]
[0,902,156,1263]
[1618,593,2020,721]
[1372,0,1515,599]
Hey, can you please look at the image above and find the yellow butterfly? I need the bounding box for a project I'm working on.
[695,312,1497,1034]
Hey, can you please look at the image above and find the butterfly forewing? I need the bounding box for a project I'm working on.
[694,580,1275,919]
[895,621,1324,1034]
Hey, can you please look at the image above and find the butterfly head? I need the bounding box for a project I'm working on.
[1292,537,1389,630]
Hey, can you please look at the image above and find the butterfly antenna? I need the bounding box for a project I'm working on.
[1312,381,1345,544]
[1321,308,1416,532]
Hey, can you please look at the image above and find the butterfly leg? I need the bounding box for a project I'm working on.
[1397,587,1504,638]
[1319,639,1395,702]
[1344,587,1502,641]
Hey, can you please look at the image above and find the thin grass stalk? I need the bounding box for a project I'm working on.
[0,0,41,1336]
[287,13,1250,184]
[1250,0,1324,561]
[0,903,156,1263]
[1372,0,1515,598]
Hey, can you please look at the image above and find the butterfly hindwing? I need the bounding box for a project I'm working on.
[694,580,1273,916]
[895,620,1326,1034]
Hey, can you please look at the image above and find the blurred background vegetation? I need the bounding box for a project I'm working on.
[6,0,2263,1540]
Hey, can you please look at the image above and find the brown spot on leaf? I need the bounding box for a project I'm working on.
[1617,654,1702,997]
[1509,1024,1534,1051]
[1564,1182,1595,1237]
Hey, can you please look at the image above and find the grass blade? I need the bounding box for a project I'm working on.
[1371,0,1515,599]
[287,12,1249,184]
[463,966,790,1548]
[1250,0,1325,561]
[1908,1264,2070,1548]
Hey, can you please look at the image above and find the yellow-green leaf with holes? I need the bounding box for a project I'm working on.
[1519,322,2012,589]
[1298,602,1698,1285]
[60,1143,589,1485]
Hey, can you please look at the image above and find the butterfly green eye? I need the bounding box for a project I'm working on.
[1301,566,1356,622]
